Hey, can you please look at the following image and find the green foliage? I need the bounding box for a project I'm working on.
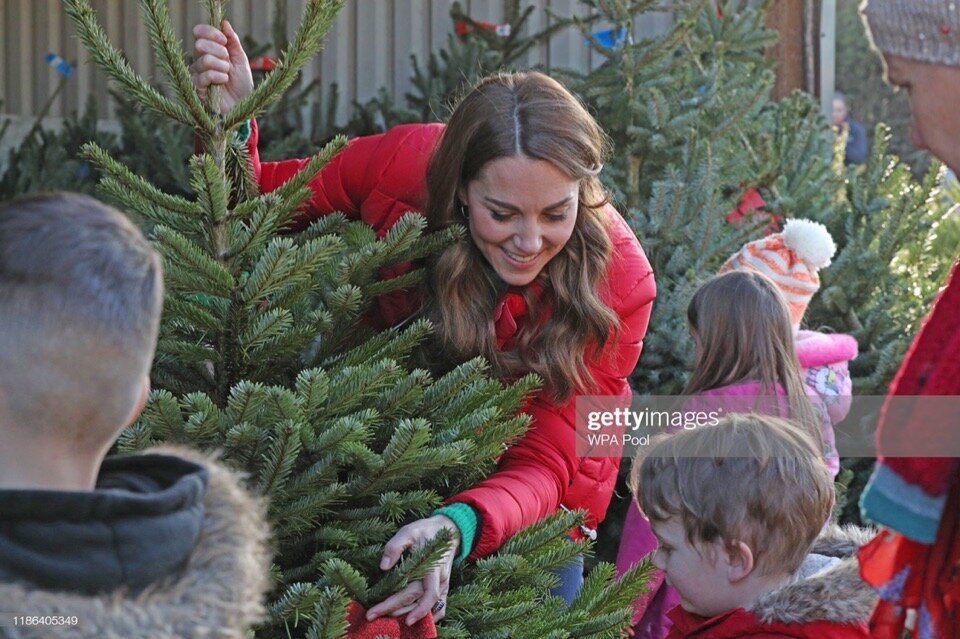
[0,96,108,197]
[0,89,195,203]
[61,0,649,636]
[807,126,956,392]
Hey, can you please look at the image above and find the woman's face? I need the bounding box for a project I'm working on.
[883,54,960,174]
[461,156,579,287]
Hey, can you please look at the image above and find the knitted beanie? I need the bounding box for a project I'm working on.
[720,218,837,329]
[860,0,960,66]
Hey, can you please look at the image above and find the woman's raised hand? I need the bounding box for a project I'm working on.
[190,21,253,114]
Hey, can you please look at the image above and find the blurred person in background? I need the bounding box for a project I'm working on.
[832,92,868,165]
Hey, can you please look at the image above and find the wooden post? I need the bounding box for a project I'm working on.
[820,0,837,118]
[766,0,806,100]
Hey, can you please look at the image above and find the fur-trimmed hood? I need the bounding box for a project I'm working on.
[750,525,878,626]
[0,446,272,639]
[668,525,878,638]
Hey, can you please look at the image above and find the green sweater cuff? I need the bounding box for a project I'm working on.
[433,503,478,564]
[234,120,252,145]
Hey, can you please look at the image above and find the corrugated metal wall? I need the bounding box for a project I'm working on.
[0,0,675,126]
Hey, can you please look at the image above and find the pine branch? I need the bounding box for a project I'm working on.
[262,386,307,422]
[226,137,260,201]
[140,389,186,440]
[295,368,331,415]
[63,0,195,126]
[320,558,369,603]
[454,587,545,633]
[258,419,303,495]
[137,0,216,131]
[240,307,294,354]
[190,153,231,226]
[285,456,339,497]
[268,582,325,627]
[373,368,432,419]
[498,510,584,559]
[241,234,341,308]
[156,338,221,367]
[116,421,160,452]
[223,422,265,463]
[421,358,491,409]
[275,483,348,536]
[305,410,377,457]
[225,0,346,127]
[199,0,228,116]
[241,236,299,301]
[332,319,433,369]
[224,379,269,423]
[268,136,348,207]
[303,587,351,639]
[376,490,440,522]
[81,142,201,217]
[230,192,325,260]
[380,418,432,468]
[164,296,226,334]
[324,360,405,415]
[153,225,236,294]
[576,559,656,617]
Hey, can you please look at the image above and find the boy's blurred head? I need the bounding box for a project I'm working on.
[0,192,163,446]
[630,414,834,617]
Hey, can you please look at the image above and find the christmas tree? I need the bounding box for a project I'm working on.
[63,0,650,637]
[436,0,956,548]
[0,96,108,198]
[400,0,954,399]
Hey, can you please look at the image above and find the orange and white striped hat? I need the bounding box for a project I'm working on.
[720,218,837,329]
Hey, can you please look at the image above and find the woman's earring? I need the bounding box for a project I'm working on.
[459,202,469,219]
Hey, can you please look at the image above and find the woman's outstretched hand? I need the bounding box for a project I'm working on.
[366,515,461,625]
[190,20,253,113]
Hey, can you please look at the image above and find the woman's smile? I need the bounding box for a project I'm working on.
[462,155,579,286]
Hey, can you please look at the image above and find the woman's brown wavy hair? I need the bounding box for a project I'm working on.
[684,271,824,449]
[421,71,619,402]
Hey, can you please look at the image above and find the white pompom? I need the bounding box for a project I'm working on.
[782,218,836,269]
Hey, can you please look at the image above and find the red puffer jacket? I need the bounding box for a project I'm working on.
[248,121,656,559]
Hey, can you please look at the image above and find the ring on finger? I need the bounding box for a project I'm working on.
[431,599,445,614]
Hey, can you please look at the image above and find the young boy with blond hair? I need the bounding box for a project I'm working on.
[0,193,270,638]
[631,414,876,638]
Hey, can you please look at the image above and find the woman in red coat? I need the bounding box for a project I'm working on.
[855,3,960,638]
[192,21,656,625]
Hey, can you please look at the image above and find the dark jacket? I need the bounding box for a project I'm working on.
[0,446,271,638]
[843,118,868,165]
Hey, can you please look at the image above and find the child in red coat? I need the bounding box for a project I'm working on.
[631,413,876,638]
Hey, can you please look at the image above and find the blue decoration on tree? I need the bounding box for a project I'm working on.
[589,27,629,50]
[46,53,74,78]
